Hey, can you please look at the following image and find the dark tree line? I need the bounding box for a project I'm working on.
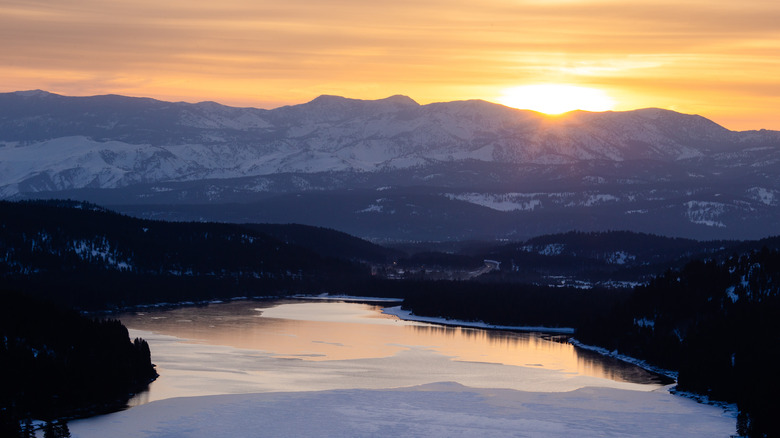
[390,280,627,332]
[474,230,779,286]
[0,200,372,309]
[0,290,157,436]
[576,248,780,437]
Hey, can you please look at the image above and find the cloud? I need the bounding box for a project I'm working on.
[1,0,778,129]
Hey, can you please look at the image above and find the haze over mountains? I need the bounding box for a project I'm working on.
[2,90,779,241]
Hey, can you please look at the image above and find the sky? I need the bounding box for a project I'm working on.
[2,0,779,131]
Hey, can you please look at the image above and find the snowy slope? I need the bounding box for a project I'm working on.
[3,90,779,241]
[69,383,735,438]
[2,90,777,196]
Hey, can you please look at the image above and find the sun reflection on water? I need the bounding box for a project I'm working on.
[120,300,669,388]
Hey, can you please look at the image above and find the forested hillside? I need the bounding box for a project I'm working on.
[0,200,372,309]
[395,281,624,329]
[242,223,403,263]
[0,291,157,436]
[575,248,780,437]
[475,231,737,287]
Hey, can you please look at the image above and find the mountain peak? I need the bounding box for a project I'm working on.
[309,94,348,104]
[377,95,419,107]
[284,94,420,120]
[307,94,418,108]
[12,89,55,98]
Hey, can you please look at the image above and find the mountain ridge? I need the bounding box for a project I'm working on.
[2,90,776,192]
[0,90,746,131]
[2,90,779,241]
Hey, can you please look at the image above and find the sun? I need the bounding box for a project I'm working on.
[497,84,616,114]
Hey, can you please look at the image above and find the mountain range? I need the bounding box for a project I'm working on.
[2,90,779,241]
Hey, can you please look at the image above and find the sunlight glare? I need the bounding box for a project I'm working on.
[497,84,616,114]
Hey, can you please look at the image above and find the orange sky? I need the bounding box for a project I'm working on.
[2,0,779,131]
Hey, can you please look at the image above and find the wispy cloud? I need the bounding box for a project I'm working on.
[1,0,778,129]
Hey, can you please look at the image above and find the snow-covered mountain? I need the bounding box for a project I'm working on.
[2,90,779,241]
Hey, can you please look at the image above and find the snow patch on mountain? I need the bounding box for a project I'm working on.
[180,104,272,130]
[521,243,566,256]
[446,193,543,212]
[239,179,272,192]
[747,187,777,206]
[357,204,385,214]
[606,251,636,265]
[684,201,727,228]
[584,194,619,207]
[633,317,656,329]
[71,238,133,271]
[0,136,200,193]
[725,286,739,303]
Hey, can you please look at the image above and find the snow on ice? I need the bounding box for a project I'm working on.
[69,382,735,438]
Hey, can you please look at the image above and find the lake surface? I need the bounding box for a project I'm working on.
[118,298,671,406]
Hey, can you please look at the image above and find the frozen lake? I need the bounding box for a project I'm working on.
[120,298,670,403]
[68,299,735,437]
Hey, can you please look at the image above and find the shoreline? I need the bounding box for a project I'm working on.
[567,338,679,381]
[381,305,576,334]
[98,294,738,419]
[380,303,739,418]
[76,296,737,433]
[380,304,674,381]
[90,293,402,317]
[291,293,404,303]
